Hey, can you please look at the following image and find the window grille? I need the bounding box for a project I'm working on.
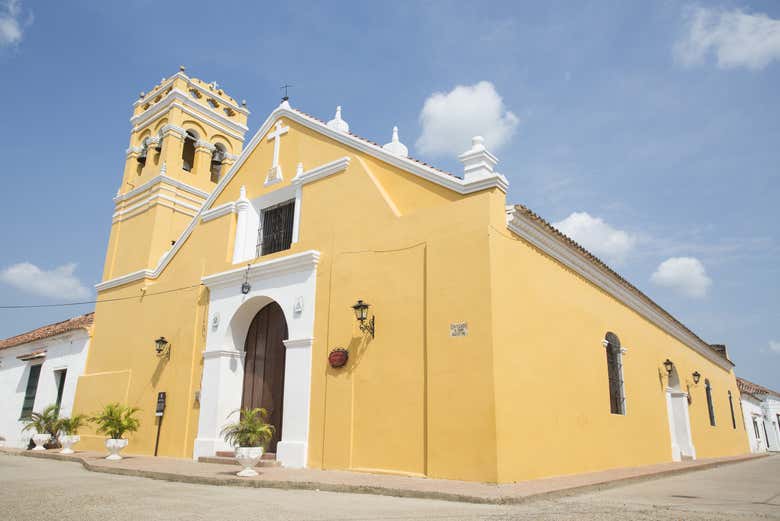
[258,201,295,256]
[20,364,42,420]
[605,332,625,415]
[728,391,736,429]
[705,379,716,426]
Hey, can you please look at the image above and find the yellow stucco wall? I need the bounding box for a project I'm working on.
[489,229,749,482]
[72,96,749,482]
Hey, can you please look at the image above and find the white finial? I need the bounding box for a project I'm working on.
[458,135,498,181]
[160,161,167,176]
[295,162,304,178]
[327,105,350,133]
[239,185,247,200]
[382,125,408,157]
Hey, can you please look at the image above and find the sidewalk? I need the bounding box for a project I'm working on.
[0,447,766,504]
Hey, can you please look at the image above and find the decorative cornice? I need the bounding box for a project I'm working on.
[95,268,154,292]
[272,107,507,195]
[112,193,200,222]
[134,73,249,115]
[506,210,733,370]
[201,250,320,290]
[200,202,235,223]
[195,139,216,152]
[161,124,187,138]
[114,175,209,204]
[125,145,143,156]
[291,157,350,186]
[202,349,244,360]
[131,90,248,138]
[283,338,315,349]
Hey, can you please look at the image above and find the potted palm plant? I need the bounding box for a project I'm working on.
[58,414,87,454]
[220,408,275,477]
[22,404,61,450]
[90,403,140,460]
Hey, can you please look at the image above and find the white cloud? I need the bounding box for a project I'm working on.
[0,262,90,300]
[0,0,25,48]
[769,340,780,354]
[415,81,519,157]
[675,7,780,70]
[553,212,637,265]
[651,257,712,298]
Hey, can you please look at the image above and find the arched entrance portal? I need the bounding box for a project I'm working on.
[665,366,696,461]
[241,302,288,453]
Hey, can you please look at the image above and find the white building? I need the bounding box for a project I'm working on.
[737,377,780,453]
[0,313,93,448]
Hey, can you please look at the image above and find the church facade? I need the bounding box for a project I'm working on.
[71,70,749,483]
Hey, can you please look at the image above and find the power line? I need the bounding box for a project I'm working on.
[0,284,203,309]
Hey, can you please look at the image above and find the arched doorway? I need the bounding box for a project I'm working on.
[665,365,696,461]
[242,301,288,452]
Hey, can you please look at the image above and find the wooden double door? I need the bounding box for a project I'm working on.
[241,302,287,453]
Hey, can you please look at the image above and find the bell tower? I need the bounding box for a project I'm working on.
[103,67,249,281]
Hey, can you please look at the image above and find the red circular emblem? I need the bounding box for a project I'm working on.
[328,348,349,368]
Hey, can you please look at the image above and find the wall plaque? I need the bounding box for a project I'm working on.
[450,322,468,337]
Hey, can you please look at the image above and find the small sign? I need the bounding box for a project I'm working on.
[450,322,468,337]
[155,392,166,417]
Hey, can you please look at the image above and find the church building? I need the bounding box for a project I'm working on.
[71,69,749,483]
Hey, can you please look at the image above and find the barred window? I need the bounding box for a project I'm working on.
[605,332,625,415]
[259,201,295,256]
[20,364,42,420]
[705,379,716,426]
[728,391,736,429]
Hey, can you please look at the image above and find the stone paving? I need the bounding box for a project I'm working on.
[0,447,766,504]
[2,453,778,520]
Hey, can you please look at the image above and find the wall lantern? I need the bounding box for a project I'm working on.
[663,358,674,376]
[352,299,375,338]
[692,371,701,384]
[241,264,251,295]
[155,336,171,358]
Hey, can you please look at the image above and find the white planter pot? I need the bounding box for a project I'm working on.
[31,433,51,451]
[234,446,264,477]
[59,435,80,454]
[105,438,128,460]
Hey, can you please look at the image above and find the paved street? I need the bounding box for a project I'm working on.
[0,453,777,520]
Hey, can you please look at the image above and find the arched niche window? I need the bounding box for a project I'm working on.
[705,379,716,426]
[604,332,626,415]
[728,390,736,429]
[182,130,198,172]
[210,143,226,183]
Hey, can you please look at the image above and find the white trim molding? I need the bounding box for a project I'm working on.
[203,250,320,290]
[201,202,236,223]
[507,209,732,370]
[132,89,248,139]
[114,175,209,203]
[291,157,350,186]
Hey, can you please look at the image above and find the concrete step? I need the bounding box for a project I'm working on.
[198,454,280,467]
[215,450,276,460]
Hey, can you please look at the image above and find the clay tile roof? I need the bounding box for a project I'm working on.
[0,313,94,351]
[288,107,459,180]
[512,204,732,364]
[737,377,780,399]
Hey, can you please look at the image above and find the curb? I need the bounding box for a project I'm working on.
[1,449,769,505]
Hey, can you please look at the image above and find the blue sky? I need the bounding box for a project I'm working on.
[0,1,778,387]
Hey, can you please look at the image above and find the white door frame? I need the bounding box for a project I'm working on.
[665,387,696,461]
[193,250,320,468]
